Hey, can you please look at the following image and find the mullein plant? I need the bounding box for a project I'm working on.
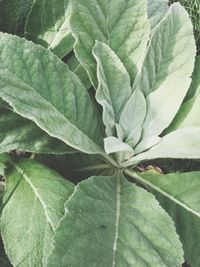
[0,0,200,266]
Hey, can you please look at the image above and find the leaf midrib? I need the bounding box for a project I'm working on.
[112,176,121,267]
[0,71,104,155]
[125,169,200,219]
[11,161,55,230]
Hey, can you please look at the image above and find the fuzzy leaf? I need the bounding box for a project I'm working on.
[148,0,168,30]
[134,3,196,139]
[25,0,74,58]
[119,88,146,145]
[126,128,200,166]
[141,171,200,267]
[1,159,74,267]
[47,174,183,267]
[185,56,200,100]
[104,137,134,163]
[70,0,149,86]
[0,33,105,156]
[93,41,132,135]
[0,100,74,155]
[165,57,200,131]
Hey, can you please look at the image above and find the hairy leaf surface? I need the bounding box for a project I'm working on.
[25,0,74,58]
[126,128,200,166]
[70,0,149,86]
[148,0,168,29]
[119,88,146,146]
[47,175,183,267]
[1,159,74,267]
[166,57,200,131]
[142,171,200,267]
[93,41,132,136]
[0,100,73,154]
[0,33,104,156]
[134,3,196,139]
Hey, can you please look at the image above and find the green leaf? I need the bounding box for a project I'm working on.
[119,88,146,145]
[67,54,91,90]
[165,57,200,132]
[0,100,74,155]
[25,0,74,58]
[70,0,149,86]
[104,136,134,163]
[134,136,161,155]
[0,33,105,157]
[148,0,169,30]
[93,41,132,136]
[47,174,183,267]
[141,171,200,267]
[0,0,33,36]
[37,152,113,183]
[134,3,196,139]
[185,56,200,100]
[1,159,74,267]
[126,128,200,166]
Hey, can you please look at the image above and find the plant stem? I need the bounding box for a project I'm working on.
[72,163,111,173]
[124,168,200,218]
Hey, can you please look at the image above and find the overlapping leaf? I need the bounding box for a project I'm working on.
[166,56,200,131]
[25,0,74,58]
[148,0,169,30]
[0,0,33,36]
[93,41,132,136]
[1,159,74,267]
[134,3,196,140]
[47,174,183,267]
[0,33,105,157]
[70,0,149,86]
[125,128,200,166]
[141,171,200,267]
[0,100,73,155]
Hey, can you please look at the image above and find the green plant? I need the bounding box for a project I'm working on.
[170,0,200,52]
[0,0,200,266]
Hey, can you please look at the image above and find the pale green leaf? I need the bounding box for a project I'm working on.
[119,88,146,145]
[0,0,33,36]
[104,136,134,163]
[134,136,161,155]
[0,100,74,155]
[185,56,200,100]
[25,0,74,58]
[47,174,183,267]
[1,159,74,267]
[148,0,168,30]
[104,137,134,155]
[141,171,200,267]
[0,33,105,156]
[165,96,200,132]
[125,128,200,166]
[70,0,149,86]
[165,56,200,132]
[93,41,132,135]
[134,3,196,139]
